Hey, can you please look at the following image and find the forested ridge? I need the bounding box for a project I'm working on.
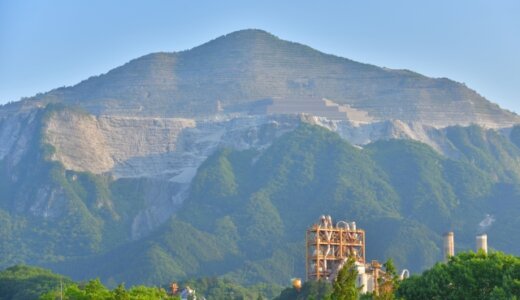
[3,122,520,285]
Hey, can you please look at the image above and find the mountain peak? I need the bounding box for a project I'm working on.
[9,29,520,128]
[223,28,277,38]
[185,28,286,55]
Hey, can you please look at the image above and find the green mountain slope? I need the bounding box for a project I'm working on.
[0,106,158,269]
[0,265,72,300]
[40,124,520,286]
[444,125,520,181]
[0,265,280,300]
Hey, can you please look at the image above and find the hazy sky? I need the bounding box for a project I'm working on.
[1,1,519,113]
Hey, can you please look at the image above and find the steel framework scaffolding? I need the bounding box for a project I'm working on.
[306,215,366,281]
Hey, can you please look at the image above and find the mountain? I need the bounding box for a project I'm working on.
[5,29,519,128]
[1,29,520,287]
[47,124,520,286]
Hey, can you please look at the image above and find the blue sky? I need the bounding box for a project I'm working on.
[1,0,519,113]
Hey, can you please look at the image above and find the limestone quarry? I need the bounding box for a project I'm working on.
[1,29,519,243]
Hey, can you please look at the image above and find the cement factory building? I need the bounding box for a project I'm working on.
[306,215,389,294]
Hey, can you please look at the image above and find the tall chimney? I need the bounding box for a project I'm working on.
[443,232,455,261]
[476,234,488,254]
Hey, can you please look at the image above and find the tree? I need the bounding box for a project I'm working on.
[397,251,520,300]
[372,259,399,300]
[274,280,332,300]
[327,257,360,300]
[0,265,71,300]
[113,283,130,300]
[84,278,112,298]
[40,279,178,300]
[128,285,170,299]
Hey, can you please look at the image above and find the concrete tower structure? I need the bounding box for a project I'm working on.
[443,232,455,261]
[476,234,488,254]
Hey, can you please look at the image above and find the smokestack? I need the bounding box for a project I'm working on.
[443,232,455,261]
[476,234,488,254]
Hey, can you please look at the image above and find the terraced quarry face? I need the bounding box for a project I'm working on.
[44,110,196,176]
[10,29,515,128]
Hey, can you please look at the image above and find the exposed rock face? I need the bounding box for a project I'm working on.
[126,115,299,238]
[44,110,196,176]
[302,115,463,155]
[0,110,39,167]
[37,109,299,238]
[42,109,460,180]
[30,185,69,219]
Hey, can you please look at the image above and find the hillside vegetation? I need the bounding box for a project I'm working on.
[0,265,71,300]
[9,123,513,286]
[0,265,277,300]
[397,251,520,299]
[2,106,520,285]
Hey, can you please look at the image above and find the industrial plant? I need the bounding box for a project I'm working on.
[305,215,406,294]
[305,215,494,295]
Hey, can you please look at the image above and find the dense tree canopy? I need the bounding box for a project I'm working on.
[0,265,71,300]
[397,251,520,300]
[40,279,177,300]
